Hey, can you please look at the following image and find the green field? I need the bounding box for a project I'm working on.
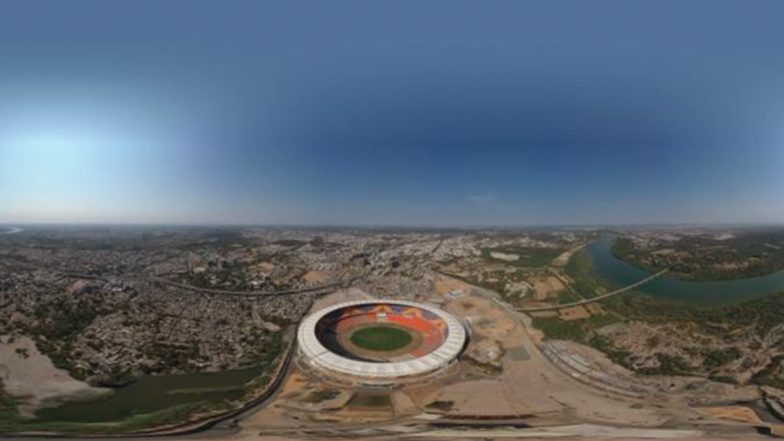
[349,326,413,351]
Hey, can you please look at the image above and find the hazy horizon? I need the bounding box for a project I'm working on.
[2,1,784,226]
[4,221,784,231]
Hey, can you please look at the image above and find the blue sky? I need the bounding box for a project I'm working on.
[1,1,783,226]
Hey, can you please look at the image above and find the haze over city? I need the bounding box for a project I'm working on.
[1,0,784,226]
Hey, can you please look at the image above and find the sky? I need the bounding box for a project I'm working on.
[1,1,783,226]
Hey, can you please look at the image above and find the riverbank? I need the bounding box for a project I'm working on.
[588,236,784,304]
[0,336,109,418]
[0,333,294,436]
[530,241,784,387]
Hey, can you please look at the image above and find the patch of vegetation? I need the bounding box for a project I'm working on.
[482,246,565,268]
[21,364,275,435]
[555,289,580,304]
[426,400,454,411]
[638,353,694,376]
[587,312,622,328]
[302,390,340,403]
[0,378,21,433]
[19,293,114,381]
[596,291,784,381]
[565,248,606,298]
[605,291,784,337]
[751,355,784,389]
[348,393,391,409]
[8,403,203,435]
[708,374,738,384]
[612,230,784,281]
[702,347,742,370]
[532,316,587,341]
[144,341,201,375]
[532,314,621,342]
[589,336,633,367]
[249,330,284,365]
[350,326,413,351]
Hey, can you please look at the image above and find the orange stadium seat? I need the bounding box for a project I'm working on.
[323,307,448,358]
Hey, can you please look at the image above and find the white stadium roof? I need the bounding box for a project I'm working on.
[297,299,466,378]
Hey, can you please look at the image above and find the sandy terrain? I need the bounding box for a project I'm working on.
[552,243,587,267]
[302,270,330,285]
[425,279,682,427]
[530,275,566,300]
[0,335,108,416]
[698,406,763,424]
[434,276,471,296]
[257,261,276,274]
[558,306,591,320]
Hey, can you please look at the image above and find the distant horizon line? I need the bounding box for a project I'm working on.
[2,221,784,230]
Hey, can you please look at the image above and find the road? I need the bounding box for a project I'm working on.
[51,270,370,298]
[518,268,668,312]
[144,274,363,297]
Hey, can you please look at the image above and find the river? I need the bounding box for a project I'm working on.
[0,227,22,235]
[586,235,784,304]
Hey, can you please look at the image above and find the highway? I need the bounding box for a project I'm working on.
[518,268,669,312]
[145,274,363,297]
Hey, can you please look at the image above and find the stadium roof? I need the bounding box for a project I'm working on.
[297,299,466,378]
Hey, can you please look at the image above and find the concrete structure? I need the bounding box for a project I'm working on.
[297,299,466,379]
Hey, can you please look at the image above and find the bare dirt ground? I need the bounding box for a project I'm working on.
[698,406,763,424]
[433,284,676,426]
[552,243,587,267]
[558,305,592,320]
[551,334,764,408]
[530,274,567,300]
[302,271,331,285]
[0,335,108,416]
[434,276,469,295]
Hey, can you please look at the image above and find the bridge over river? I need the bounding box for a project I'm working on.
[518,269,669,313]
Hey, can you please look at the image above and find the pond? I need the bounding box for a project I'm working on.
[34,366,263,423]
